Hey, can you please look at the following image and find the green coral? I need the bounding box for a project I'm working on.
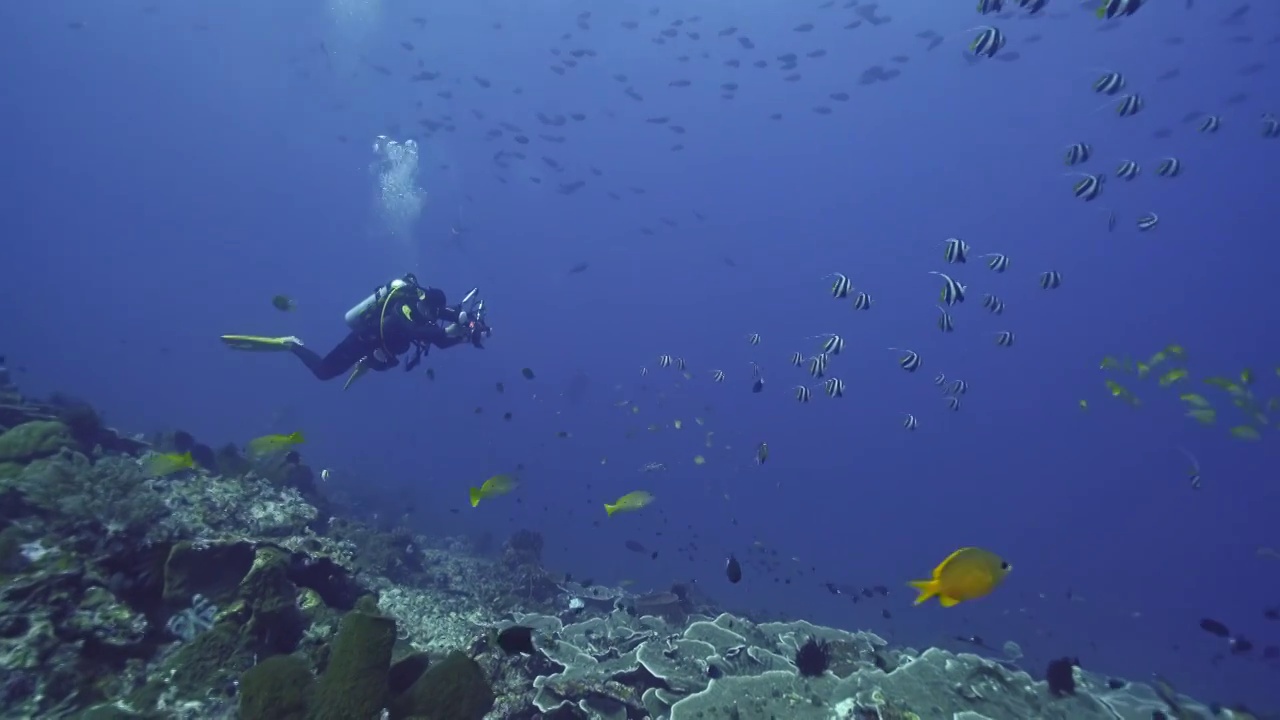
[0,525,25,574]
[9,451,169,539]
[240,654,314,720]
[310,610,397,720]
[130,620,253,710]
[0,420,74,463]
[238,547,304,650]
[388,651,494,720]
[161,541,254,606]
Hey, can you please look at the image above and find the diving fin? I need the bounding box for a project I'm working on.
[220,335,302,352]
[343,360,370,391]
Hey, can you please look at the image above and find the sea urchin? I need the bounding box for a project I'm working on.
[795,635,832,677]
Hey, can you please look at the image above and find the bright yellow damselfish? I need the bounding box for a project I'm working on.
[470,473,517,507]
[605,490,654,517]
[247,431,305,456]
[146,451,195,478]
[908,547,1011,607]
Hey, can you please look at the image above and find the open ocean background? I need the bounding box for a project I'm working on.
[3,0,1278,711]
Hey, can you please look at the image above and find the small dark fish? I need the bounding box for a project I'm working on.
[496,626,536,655]
[725,554,743,583]
[568,261,590,274]
[495,382,505,393]
[521,367,535,380]
[272,294,296,311]
[1199,617,1231,637]
[625,540,647,553]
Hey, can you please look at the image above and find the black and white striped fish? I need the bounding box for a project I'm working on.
[822,377,845,398]
[711,369,726,383]
[969,26,1005,57]
[1198,115,1221,133]
[1039,271,1062,289]
[981,293,1005,315]
[902,413,919,431]
[947,379,969,395]
[747,333,761,346]
[946,396,961,411]
[976,0,1004,14]
[852,292,873,310]
[814,333,846,355]
[828,272,854,298]
[1178,447,1201,490]
[675,357,687,371]
[658,354,673,368]
[1064,143,1091,165]
[1137,212,1159,231]
[1262,113,1280,138]
[995,331,1015,347]
[1071,173,1104,201]
[980,253,1010,273]
[944,237,970,263]
[1115,160,1140,180]
[750,362,765,393]
[1113,93,1144,117]
[790,352,804,367]
[1097,0,1144,20]
[641,367,648,377]
[793,385,812,403]
[1156,157,1182,177]
[1093,71,1125,95]
[937,306,955,333]
[933,373,946,386]
[891,348,921,373]
[808,353,829,378]
[930,271,966,306]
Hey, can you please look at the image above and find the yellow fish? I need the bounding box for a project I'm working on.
[605,490,654,517]
[908,547,1011,607]
[146,451,195,477]
[469,473,517,507]
[247,431,305,456]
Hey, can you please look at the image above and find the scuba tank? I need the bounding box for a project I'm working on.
[344,277,412,329]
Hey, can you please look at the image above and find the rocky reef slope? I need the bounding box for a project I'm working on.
[0,365,1224,719]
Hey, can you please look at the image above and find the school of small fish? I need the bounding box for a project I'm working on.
[76,0,1280,702]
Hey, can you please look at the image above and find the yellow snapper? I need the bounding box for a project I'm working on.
[470,473,517,507]
[147,451,195,477]
[908,547,1011,607]
[247,431,305,456]
[605,490,654,517]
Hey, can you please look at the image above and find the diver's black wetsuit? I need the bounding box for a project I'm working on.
[292,284,476,381]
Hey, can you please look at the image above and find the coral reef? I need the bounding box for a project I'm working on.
[0,367,1228,719]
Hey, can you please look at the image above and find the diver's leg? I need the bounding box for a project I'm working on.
[291,333,369,381]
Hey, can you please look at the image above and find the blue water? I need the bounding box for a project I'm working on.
[4,0,1278,711]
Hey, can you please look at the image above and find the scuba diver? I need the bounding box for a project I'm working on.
[220,274,491,389]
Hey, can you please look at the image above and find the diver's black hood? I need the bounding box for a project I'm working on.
[422,287,447,309]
